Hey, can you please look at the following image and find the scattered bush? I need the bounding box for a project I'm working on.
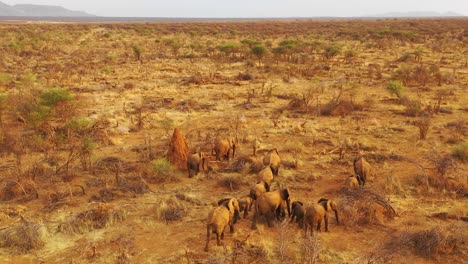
[0,220,46,253]
[145,158,179,183]
[153,197,187,223]
[339,188,397,226]
[415,116,431,140]
[58,203,126,234]
[452,142,468,161]
[217,175,248,191]
[387,81,405,100]
[40,88,73,107]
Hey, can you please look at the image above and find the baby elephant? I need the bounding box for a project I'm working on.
[205,198,240,252]
[304,198,339,236]
[344,175,359,190]
[289,201,305,228]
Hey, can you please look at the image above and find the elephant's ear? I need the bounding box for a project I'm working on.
[317,198,329,204]
[298,201,303,206]
[323,201,329,211]
[227,199,235,214]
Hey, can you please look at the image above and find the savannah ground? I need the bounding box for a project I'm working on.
[0,19,467,263]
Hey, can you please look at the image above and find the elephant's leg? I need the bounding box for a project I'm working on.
[204,225,211,252]
[251,209,258,229]
[226,149,231,161]
[289,214,295,224]
[317,219,322,232]
[243,209,248,218]
[216,231,221,246]
[230,222,235,233]
[266,212,274,227]
[324,215,329,232]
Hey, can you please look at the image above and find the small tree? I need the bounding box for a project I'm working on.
[251,44,266,66]
[386,81,405,100]
[132,45,142,61]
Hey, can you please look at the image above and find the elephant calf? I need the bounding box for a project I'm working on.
[344,175,359,190]
[353,156,371,186]
[251,188,291,229]
[187,152,206,178]
[205,198,240,252]
[304,198,339,236]
[290,201,305,228]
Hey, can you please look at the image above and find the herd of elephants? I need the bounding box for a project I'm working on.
[185,138,372,252]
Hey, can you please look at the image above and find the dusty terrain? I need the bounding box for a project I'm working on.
[0,19,467,263]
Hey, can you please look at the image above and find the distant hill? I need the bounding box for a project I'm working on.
[370,11,465,18]
[0,1,94,17]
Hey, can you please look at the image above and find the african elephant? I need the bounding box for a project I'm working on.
[353,156,371,186]
[263,148,281,176]
[251,188,291,229]
[304,198,339,236]
[217,196,253,219]
[289,201,305,228]
[249,181,269,200]
[205,198,240,252]
[344,175,359,190]
[239,196,254,218]
[257,166,274,190]
[187,152,206,178]
[214,138,237,161]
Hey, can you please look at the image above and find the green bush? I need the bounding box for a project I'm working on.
[147,158,179,183]
[40,89,73,107]
[323,44,341,59]
[132,45,142,61]
[0,73,12,87]
[387,81,405,99]
[452,142,468,161]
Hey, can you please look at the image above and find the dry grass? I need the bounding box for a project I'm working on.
[0,219,46,253]
[58,203,126,234]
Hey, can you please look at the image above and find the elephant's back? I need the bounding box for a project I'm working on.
[257,167,273,183]
[208,207,229,225]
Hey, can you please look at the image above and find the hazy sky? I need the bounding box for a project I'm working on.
[4,0,468,17]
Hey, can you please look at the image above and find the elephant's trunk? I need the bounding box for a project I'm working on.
[334,210,340,225]
[286,199,291,217]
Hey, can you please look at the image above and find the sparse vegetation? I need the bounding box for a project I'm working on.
[0,19,466,263]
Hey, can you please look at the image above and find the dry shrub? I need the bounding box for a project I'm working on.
[377,225,466,260]
[0,180,38,201]
[385,175,404,195]
[0,220,46,253]
[414,116,431,140]
[217,175,248,191]
[339,188,397,226]
[58,203,126,234]
[153,197,187,223]
[300,233,321,264]
[175,193,207,206]
[223,155,263,174]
